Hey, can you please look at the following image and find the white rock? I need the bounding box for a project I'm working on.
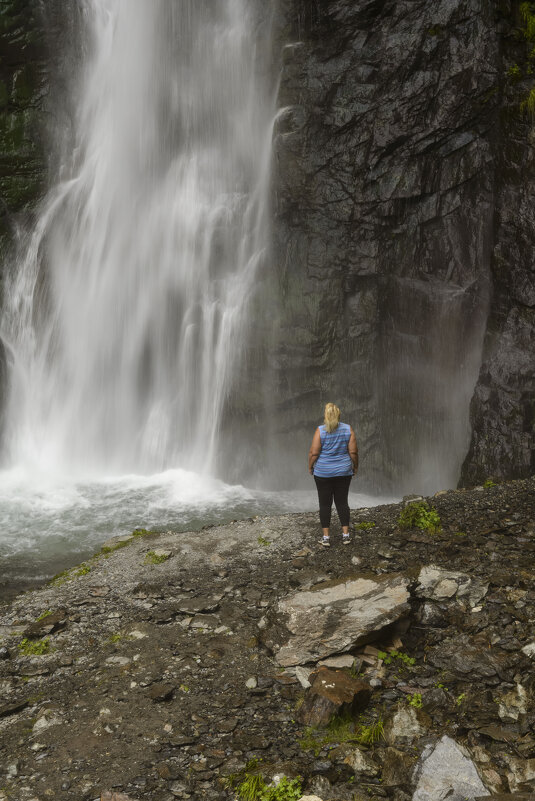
[412,735,489,801]
[385,706,425,744]
[105,656,131,665]
[318,654,355,669]
[416,565,488,606]
[504,754,535,791]
[344,748,378,776]
[276,574,410,666]
[245,677,257,689]
[298,797,324,801]
[32,712,62,733]
[522,641,535,658]
[129,630,147,639]
[498,684,528,721]
[295,666,312,689]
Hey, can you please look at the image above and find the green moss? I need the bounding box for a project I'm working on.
[356,521,376,530]
[18,637,50,656]
[36,610,52,622]
[521,86,535,114]
[257,536,271,546]
[483,478,498,488]
[507,64,523,80]
[520,2,535,40]
[398,502,441,533]
[144,550,170,565]
[100,539,131,554]
[408,693,423,708]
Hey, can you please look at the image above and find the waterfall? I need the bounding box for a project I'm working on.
[1,0,274,476]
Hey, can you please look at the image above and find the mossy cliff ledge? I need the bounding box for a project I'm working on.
[1,476,535,800]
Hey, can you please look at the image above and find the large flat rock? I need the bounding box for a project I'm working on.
[275,574,410,667]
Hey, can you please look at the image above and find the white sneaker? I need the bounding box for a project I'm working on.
[320,536,330,548]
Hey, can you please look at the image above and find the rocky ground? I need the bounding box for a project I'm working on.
[1,477,535,801]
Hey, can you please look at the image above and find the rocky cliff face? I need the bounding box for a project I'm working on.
[461,2,535,486]
[270,0,533,493]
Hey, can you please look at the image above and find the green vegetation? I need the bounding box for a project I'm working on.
[132,528,156,537]
[454,531,467,537]
[236,776,302,801]
[36,610,52,621]
[507,64,523,80]
[377,649,416,667]
[101,539,131,554]
[455,692,466,706]
[521,86,535,114]
[49,562,91,586]
[409,693,423,709]
[225,761,302,801]
[257,536,271,547]
[144,550,170,565]
[520,2,535,40]
[356,521,376,530]
[483,478,497,488]
[299,714,384,755]
[398,502,441,533]
[18,637,50,656]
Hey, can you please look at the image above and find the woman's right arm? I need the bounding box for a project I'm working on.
[349,427,359,474]
[308,428,321,474]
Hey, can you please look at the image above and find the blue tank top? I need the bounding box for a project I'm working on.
[313,422,353,478]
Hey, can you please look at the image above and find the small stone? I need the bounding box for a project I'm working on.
[344,748,378,776]
[148,683,175,702]
[318,654,355,669]
[295,666,312,689]
[101,792,138,801]
[105,656,131,666]
[245,677,257,689]
[129,630,147,639]
[384,705,428,744]
[0,647,9,660]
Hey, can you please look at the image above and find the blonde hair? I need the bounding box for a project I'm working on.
[324,403,341,433]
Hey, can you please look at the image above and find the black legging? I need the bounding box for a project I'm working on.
[314,475,352,528]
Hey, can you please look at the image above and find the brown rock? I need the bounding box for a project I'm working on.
[147,683,175,702]
[382,747,415,786]
[297,667,371,726]
[101,792,138,801]
[24,609,67,638]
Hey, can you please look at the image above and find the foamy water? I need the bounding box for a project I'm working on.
[0,469,391,594]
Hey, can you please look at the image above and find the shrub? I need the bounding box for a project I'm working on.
[398,502,441,533]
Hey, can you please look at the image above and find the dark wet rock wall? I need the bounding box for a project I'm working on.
[269,0,534,493]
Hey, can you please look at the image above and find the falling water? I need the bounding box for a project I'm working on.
[2,0,274,476]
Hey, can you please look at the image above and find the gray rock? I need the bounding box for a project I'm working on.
[275,574,410,666]
[416,566,488,607]
[412,735,489,801]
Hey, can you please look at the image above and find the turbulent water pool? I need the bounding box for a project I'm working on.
[0,468,391,598]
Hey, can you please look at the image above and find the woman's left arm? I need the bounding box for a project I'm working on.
[308,428,322,474]
[349,426,359,474]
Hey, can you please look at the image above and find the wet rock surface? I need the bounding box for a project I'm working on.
[1,477,535,800]
[268,0,535,493]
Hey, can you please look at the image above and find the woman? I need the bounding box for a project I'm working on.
[308,403,358,547]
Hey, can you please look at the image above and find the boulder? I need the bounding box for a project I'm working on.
[416,565,488,607]
[297,667,371,727]
[412,735,489,801]
[275,574,410,667]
